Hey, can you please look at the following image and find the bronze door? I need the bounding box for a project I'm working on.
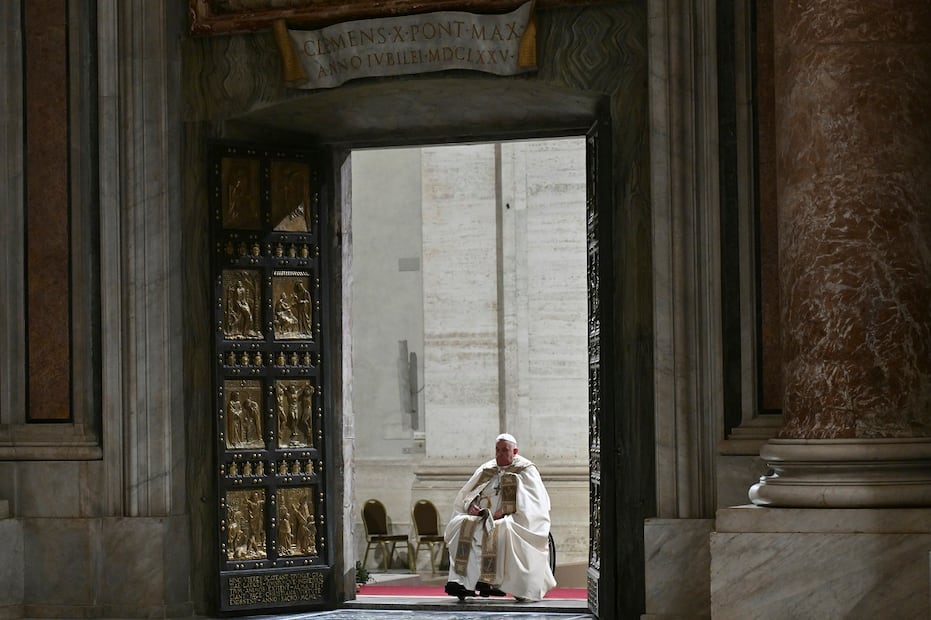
[210,143,336,614]
[586,116,612,619]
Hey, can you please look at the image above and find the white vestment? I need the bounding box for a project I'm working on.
[444,454,557,601]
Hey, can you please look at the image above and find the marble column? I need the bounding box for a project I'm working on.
[750,1,931,507]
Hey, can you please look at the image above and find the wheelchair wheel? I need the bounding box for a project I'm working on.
[548,532,556,573]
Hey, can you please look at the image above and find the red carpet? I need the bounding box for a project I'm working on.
[357,584,587,599]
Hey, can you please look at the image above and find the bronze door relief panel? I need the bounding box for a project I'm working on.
[586,116,611,619]
[211,144,332,613]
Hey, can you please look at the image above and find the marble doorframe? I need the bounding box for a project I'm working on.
[0,2,191,617]
[649,0,726,518]
[649,0,780,517]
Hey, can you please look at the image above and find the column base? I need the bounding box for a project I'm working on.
[749,438,931,507]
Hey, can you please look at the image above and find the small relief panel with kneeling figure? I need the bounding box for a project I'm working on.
[272,271,314,340]
[225,488,267,561]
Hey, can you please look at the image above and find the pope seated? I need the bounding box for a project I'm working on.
[443,433,556,602]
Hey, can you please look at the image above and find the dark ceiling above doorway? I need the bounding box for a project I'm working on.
[226,76,603,146]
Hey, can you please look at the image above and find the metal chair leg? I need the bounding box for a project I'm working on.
[383,541,393,570]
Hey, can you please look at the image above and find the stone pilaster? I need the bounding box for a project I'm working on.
[750,1,931,507]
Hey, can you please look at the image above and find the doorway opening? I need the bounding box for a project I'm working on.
[211,76,618,616]
[347,137,591,600]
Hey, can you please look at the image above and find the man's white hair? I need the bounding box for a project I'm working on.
[496,433,518,446]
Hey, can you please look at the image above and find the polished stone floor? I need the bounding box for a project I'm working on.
[248,611,593,619]
[246,594,593,619]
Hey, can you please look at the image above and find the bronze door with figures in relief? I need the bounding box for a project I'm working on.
[210,143,337,614]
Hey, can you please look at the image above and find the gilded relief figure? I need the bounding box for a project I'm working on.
[223,270,262,339]
[244,393,262,445]
[294,281,312,334]
[299,386,314,438]
[275,380,315,447]
[246,490,266,556]
[277,488,317,557]
[272,273,313,340]
[225,489,267,560]
[274,292,298,334]
[224,380,263,449]
[287,384,301,438]
[294,498,318,556]
[276,385,288,439]
[226,390,244,447]
[279,505,294,551]
[271,161,311,233]
[221,158,261,230]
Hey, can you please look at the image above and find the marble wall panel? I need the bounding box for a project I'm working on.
[16,461,80,518]
[19,517,192,617]
[99,518,167,607]
[0,519,23,608]
[716,505,931,534]
[711,531,931,618]
[162,516,193,613]
[0,465,14,516]
[77,460,110,517]
[22,518,95,606]
[98,517,193,617]
[644,518,713,617]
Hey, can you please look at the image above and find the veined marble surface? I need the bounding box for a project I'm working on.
[643,518,713,617]
[713,506,931,618]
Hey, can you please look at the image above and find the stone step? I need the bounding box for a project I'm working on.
[346,596,591,615]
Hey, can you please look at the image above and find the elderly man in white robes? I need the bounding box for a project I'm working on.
[443,433,556,602]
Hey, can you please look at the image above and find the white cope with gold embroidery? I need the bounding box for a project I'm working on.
[443,454,556,601]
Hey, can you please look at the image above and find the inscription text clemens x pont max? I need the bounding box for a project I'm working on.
[301,20,524,56]
[285,1,536,88]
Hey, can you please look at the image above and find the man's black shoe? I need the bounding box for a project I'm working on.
[475,581,507,597]
[445,581,473,599]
